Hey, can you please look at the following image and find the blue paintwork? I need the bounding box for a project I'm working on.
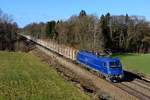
[76,51,124,80]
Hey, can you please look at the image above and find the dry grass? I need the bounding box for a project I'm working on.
[0,51,90,100]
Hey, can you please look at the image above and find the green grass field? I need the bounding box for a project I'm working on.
[0,51,90,100]
[112,53,150,75]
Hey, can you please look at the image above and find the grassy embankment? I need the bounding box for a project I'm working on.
[112,53,150,75]
[0,51,90,100]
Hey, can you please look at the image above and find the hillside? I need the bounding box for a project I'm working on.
[0,51,90,100]
[112,53,150,75]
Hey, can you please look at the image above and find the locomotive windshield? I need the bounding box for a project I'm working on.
[109,62,121,68]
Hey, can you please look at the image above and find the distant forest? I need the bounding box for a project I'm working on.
[1,9,150,53]
[0,9,18,51]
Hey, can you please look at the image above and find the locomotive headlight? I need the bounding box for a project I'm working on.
[119,75,123,79]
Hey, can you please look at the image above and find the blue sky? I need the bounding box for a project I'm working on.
[0,0,149,27]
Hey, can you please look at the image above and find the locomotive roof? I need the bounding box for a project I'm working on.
[99,57,120,62]
[78,51,120,62]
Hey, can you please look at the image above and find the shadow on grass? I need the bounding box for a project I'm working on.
[111,53,139,58]
[123,70,142,82]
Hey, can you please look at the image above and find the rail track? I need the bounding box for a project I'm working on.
[134,79,150,90]
[90,68,150,100]
[114,79,150,100]
[20,34,150,100]
[84,62,150,100]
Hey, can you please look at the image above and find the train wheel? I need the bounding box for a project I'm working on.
[106,76,112,82]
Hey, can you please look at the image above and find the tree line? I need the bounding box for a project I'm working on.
[0,9,18,51]
[22,10,150,53]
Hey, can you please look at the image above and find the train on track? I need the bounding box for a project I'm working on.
[76,51,124,82]
[21,34,124,82]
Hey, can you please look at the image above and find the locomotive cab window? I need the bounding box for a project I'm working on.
[103,62,107,67]
[109,62,121,68]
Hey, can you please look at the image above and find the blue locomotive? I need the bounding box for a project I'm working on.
[76,51,124,82]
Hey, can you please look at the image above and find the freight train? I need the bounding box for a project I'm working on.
[21,34,124,82]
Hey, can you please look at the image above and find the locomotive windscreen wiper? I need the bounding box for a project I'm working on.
[109,62,121,68]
